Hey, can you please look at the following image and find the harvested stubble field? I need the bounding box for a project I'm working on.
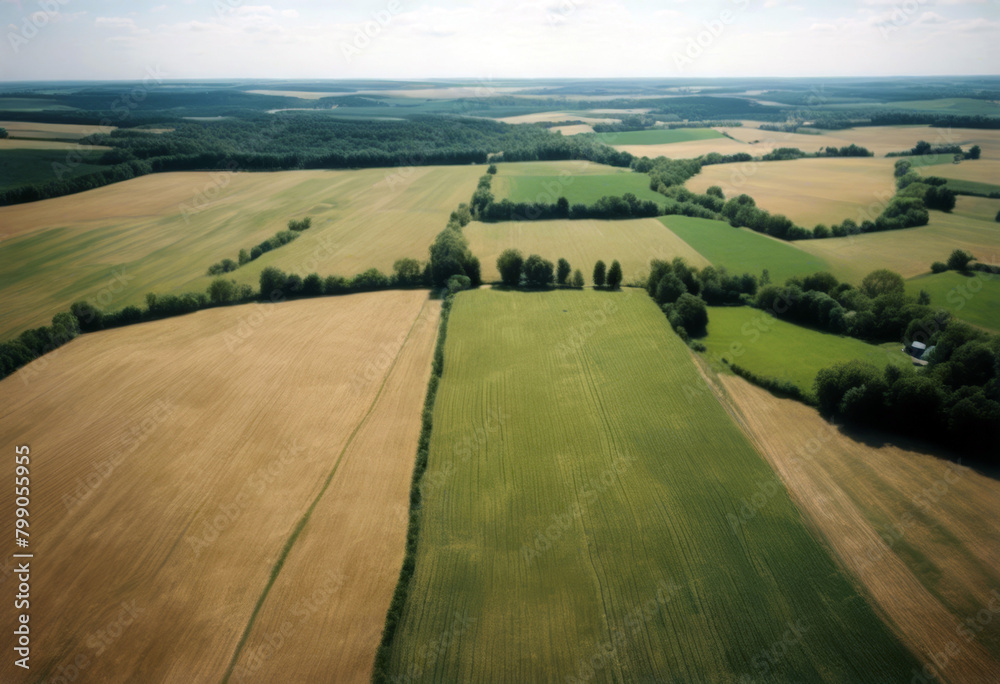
[798,208,1000,283]
[0,120,114,140]
[701,306,911,393]
[0,165,482,338]
[465,218,710,285]
[717,374,1000,683]
[0,291,438,683]
[384,288,920,682]
[612,137,761,161]
[686,157,898,227]
[595,127,724,146]
[716,125,1000,159]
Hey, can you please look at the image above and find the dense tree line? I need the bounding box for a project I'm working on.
[495,250,615,290]
[592,115,658,133]
[0,116,635,206]
[753,269,940,343]
[815,322,1000,457]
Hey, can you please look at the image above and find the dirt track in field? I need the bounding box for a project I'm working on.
[715,373,1000,683]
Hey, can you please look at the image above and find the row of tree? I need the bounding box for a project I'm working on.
[496,250,622,290]
[206,218,313,276]
[887,141,981,160]
[0,254,439,381]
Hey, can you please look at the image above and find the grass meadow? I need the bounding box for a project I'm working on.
[595,127,724,146]
[659,216,829,285]
[385,288,919,683]
[907,271,1000,333]
[701,306,912,393]
[493,171,667,207]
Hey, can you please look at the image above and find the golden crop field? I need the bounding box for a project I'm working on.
[718,375,1000,681]
[612,137,761,160]
[0,165,482,338]
[550,124,594,135]
[0,291,437,683]
[919,159,1000,185]
[0,120,114,140]
[798,205,1000,282]
[495,111,617,125]
[0,139,110,151]
[716,125,1000,158]
[686,157,898,227]
[465,217,710,285]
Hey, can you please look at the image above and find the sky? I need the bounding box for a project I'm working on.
[1,0,998,81]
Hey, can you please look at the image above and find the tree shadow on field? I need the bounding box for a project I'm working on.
[833,421,1000,482]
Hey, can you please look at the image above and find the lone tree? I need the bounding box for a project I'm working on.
[947,249,974,272]
[556,258,571,286]
[571,269,585,288]
[487,163,498,175]
[523,254,555,288]
[0,127,8,139]
[593,260,607,289]
[606,260,623,290]
[497,248,524,287]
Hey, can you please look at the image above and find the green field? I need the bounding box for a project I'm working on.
[385,288,919,682]
[908,271,1000,333]
[595,127,724,145]
[701,306,912,393]
[0,148,105,191]
[660,216,829,284]
[494,172,667,207]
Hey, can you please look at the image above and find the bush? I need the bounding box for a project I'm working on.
[497,248,524,287]
[593,260,607,289]
[208,278,237,304]
[287,217,312,232]
[351,268,391,292]
[259,267,288,301]
[814,360,886,416]
[666,293,708,338]
[303,273,324,296]
[447,274,471,295]
[931,261,948,274]
[523,254,555,288]
[556,258,571,286]
[729,363,812,404]
[606,260,623,290]
[947,249,974,272]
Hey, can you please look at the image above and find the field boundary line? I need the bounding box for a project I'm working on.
[219,296,435,684]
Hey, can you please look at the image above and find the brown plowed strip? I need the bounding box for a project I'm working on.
[716,374,1000,684]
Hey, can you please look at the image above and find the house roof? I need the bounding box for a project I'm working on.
[912,341,927,351]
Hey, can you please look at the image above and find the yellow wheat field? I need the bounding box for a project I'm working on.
[0,291,438,683]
